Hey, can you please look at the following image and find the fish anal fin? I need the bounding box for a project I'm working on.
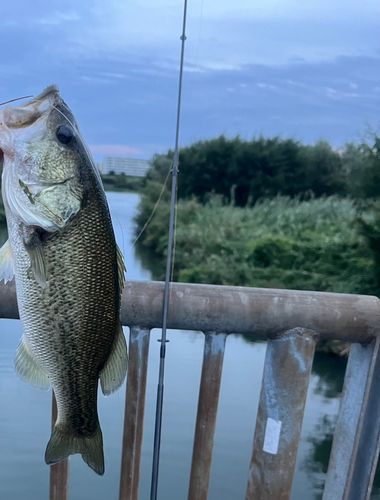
[15,337,50,390]
[100,322,128,397]
[45,423,104,476]
[0,239,15,283]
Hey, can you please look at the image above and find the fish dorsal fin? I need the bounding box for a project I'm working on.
[23,229,47,288]
[100,322,128,396]
[0,239,15,283]
[15,336,50,390]
[117,244,126,291]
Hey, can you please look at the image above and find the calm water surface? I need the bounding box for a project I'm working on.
[0,192,365,500]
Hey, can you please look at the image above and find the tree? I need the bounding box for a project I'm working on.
[146,135,353,205]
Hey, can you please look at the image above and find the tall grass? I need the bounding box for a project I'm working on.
[135,192,379,296]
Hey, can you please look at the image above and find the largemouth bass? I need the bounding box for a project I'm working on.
[0,85,128,475]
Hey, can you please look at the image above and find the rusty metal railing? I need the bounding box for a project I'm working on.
[1,280,380,500]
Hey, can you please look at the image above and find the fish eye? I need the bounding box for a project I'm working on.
[56,125,74,145]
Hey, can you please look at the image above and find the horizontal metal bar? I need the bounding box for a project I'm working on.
[188,332,227,500]
[245,327,317,500]
[119,326,151,500]
[120,281,380,342]
[1,280,379,341]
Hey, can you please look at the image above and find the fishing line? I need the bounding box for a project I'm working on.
[170,180,179,282]
[150,0,188,498]
[55,97,171,253]
[131,164,172,247]
[52,101,129,257]
[0,95,33,107]
[54,99,170,253]
[50,104,77,132]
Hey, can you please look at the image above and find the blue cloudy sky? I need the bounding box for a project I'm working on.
[1,0,379,160]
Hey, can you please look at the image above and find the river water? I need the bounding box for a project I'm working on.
[0,192,375,500]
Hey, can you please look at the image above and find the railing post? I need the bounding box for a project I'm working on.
[323,337,380,500]
[245,327,317,500]
[188,331,228,500]
[49,393,69,500]
[119,326,151,500]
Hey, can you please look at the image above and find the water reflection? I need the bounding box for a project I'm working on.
[303,410,380,500]
[0,225,8,247]
[302,351,380,499]
[311,351,347,399]
[300,353,346,499]
[302,414,336,500]
[134,241,165,280]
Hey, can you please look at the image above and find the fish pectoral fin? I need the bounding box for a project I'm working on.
[45,422,105,476]
[100,322,128,397]
[23,228,47,288]
[15,337,50,390]
[0,239,15,283]
[117,244,126,288]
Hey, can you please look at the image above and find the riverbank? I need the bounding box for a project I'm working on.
[135,194,379,297]
[101,173,145,192]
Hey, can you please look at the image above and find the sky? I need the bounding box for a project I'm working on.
[0,0,379,161]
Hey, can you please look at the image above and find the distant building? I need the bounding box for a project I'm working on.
[100,157,150,177]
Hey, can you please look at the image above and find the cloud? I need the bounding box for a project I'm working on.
[98,72,130,79]
[7,0,371,69]
[80,75,116,85]
[1,0,379,70]
[0,2,378,154]
[89,144,142,156]
[257,83,277,90]
[37,11,81,25]
[326,87,339,99]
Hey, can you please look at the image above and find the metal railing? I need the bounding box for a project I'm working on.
[1,279,380,500]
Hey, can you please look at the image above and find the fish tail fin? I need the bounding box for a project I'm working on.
[45,423,105,476]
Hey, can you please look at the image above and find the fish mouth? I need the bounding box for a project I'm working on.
[21,85,60,111]
[1,85,60,131]
[15,85,60,108]
[33,85,60,102]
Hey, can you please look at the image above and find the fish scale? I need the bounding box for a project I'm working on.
[0,85,128,475]
[12,191,118,447]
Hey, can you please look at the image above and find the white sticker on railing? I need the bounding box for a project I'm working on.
[263,418,282,455]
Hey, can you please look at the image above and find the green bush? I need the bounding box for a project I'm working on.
[136,193,379,296]
[145,135,380,207]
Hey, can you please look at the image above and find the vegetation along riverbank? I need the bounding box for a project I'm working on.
[135,135,380,354]
[101,172,145,192]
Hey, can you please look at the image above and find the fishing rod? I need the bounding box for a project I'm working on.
[150,1,188,499]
